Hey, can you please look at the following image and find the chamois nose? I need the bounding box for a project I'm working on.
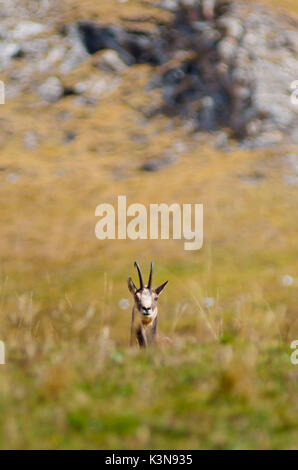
[142,307,151,315]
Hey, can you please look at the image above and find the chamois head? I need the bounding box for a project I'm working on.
[128,261,168,320]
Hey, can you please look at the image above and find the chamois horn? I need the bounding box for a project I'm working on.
[148,261,154,289]
[134,261,144,289]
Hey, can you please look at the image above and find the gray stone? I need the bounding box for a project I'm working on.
[0,42,22,69]
[141,154,178,172]
[97,50,127,73]
[238,172,265,185]
[24,131,38,150]
[11,21,47,40]
[283,154,298,187]
[0,0,297,148]
[217,17,243,39]
[60,23,89,75]
[73,75,120,98]
[37,77,64,103]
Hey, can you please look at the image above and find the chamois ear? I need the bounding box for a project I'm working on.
[155,280,168,296]
[128,277,137,295]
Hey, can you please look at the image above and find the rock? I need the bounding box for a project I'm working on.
[60,24,89,75]
[58,111,72,121]
[72,96,98,107]
[140,153,178,172]
[160,0,180,11]
[73,75,120,98]
[205,0,217,19]
[37,77,64,103]
[74,21,161,65]
[66,1,297,146]
[173,141,188,153]
[217,37,237,62]
[198,96,217,131]
[24,131,38,150]
[240,131,284,149]
[37,45,66,73]
[0,0,297,147]
[285,31,298,53]
[246,119,262,137]
[217,16,243,39]
[5,65,35,99]
[0,42,22,69]
[87,77,117,96]
[284,175,298,187]
[11,21,47,40]
[130,134,148,144]
[214,131,230,151]
[238,172,265,185]
[63,131,76,143]
[283,154,298,187]
[21,38,50,56]
[97,50,127,73]
[6,173,19,183]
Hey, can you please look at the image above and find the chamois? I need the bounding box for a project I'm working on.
[128,261,168,348]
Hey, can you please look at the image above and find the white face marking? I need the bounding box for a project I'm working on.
[141,290,152,309]
[136,288,156,318]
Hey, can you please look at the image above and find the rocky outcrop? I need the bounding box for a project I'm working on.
[68,0,298,146]
[1,0,297,147]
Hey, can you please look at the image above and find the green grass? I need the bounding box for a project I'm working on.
[1,340,297,449]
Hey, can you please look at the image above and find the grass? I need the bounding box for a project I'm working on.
[1,340,297,449]
[0,0,297,450]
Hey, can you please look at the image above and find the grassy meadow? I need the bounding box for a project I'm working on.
[0,0,297,449]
